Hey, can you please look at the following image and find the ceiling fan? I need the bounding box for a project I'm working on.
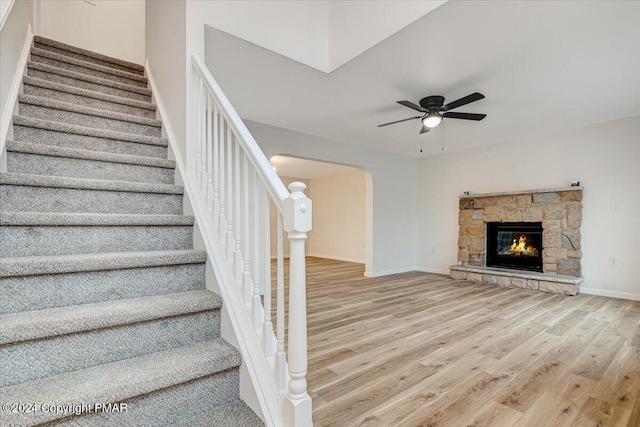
[378,92,487,134]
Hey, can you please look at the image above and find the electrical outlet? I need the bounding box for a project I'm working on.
[609,258,617,267]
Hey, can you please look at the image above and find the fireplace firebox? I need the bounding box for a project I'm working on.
[486,222,543,272]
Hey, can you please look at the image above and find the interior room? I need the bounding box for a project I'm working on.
[1,1,638,426]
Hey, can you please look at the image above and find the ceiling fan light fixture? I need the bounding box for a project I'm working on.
[422,112,442,128]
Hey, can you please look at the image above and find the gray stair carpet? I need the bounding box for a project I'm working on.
[0,36,263,427]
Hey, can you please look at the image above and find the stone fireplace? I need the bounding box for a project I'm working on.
[450,187,583,295]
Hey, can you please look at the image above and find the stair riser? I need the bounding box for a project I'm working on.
[7,152,174,184]
[0,310,221,388]
[34,42,144,76]
[0,225,193,257]
[0,263,206,315]
[19,103,162,137]
[28,68,151,103]
[24,83,156,118]
[31,53,148,88]
[46,369,240,427]
[1,185,183,214]
[13,125,167,158]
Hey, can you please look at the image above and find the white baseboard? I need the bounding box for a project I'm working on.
[362,266,451,278]
[579,287,640,301]
[415,267,450,275]
[306,253,365,264]
[364,267,417,278]
[1,24,32,156]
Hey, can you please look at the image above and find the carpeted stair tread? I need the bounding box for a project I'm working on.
[33,35,144,74]
[31,47,148,83]
[0,249,206,278]
[0,211,194,226]
[27,61,152,97]
[7,140,174,169]
[23,75,156,112]
[30,47,148,88]
[18,94,162,128]
[13,115,167,146]
[172,402,265,427]
[18,96,162,138]
[0,172,182,194]
[0,339,241,427]
[0,290,221,345]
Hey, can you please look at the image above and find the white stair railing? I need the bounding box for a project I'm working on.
[190,55,312,427]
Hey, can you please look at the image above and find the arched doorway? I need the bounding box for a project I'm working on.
[269,155,373,275]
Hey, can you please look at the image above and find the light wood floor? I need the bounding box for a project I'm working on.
[297,257,640,427]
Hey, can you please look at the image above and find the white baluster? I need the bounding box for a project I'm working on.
[195,80,203,185]
[200,88,207,195]
[233,139,242,286]
[206,95,214,211]
[253,186,268,330]
[254,186,271,324]
[218,121,226,242]
[275,212,286,391]
[252,171,261,304]
[252,180,265,329]
[225,128,234,264]
[242,154,253,306]
[212,102,220,226]
[283,182,312,427]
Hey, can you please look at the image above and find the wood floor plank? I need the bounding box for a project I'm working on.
[590,346,640,411]
[546,309,591,336]
[294,258,640,426]
[494,317,606,413]
[569,327,626,381]
[570,396,631,426]
[512,373,594,427]
[457,401,523,427]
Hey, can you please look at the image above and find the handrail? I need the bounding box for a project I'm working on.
[191,55,288,211]
[189,55,312,426]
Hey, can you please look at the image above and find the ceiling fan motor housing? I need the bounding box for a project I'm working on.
[419,95,445,111]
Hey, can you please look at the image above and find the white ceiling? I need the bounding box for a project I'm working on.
[270,155,360,179]
[205,1,640,158]
[199,1,445,73]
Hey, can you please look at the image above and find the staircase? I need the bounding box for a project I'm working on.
[0,36,264,427]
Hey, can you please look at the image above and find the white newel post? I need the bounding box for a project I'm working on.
[283,182,313,427]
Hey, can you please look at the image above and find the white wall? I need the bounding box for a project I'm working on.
[308,170,366,263]
[247,120,417,277]
[185,0,329,72]
[327,0,445,70]
[1,0,33,150]
[416,116,640,300]
[40,0,145,64]
[145,0,186,161]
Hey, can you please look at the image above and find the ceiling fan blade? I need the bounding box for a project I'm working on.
[419,125,430,134]
[397,101,427,113]
[377,116,422,127]
[442,112,487,121]
[442,92,485,111]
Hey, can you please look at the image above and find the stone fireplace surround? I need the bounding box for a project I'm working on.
[450,187,584,295]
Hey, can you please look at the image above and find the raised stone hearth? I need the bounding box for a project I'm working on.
[450,265,583,296]
[453,187,584,295]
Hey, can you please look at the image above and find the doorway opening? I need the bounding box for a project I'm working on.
[269,155,373,275]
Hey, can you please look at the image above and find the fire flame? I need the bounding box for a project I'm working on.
[510,235,537,254]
